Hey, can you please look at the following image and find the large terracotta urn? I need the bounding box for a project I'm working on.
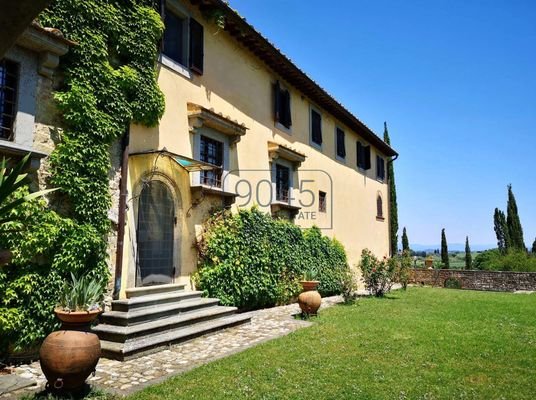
[298,280,322,315]
[39,309,101,391]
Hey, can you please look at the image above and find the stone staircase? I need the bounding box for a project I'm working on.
[93,284,250,361]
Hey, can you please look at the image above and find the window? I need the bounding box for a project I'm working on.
[310,108,322,146]
[319,191,327,213]
[274,81,292,129]
[377,194,384,219]
[336,127,345,159]
[200,135,223,187]
[162,8,187,66]
[0,59,18,141]
[376,155,386,181]
[275,164,290,202]
[356,141,371,170]
[161,5,204,74]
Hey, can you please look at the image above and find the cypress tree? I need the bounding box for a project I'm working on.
[532,238,536,255]
[506,184,525,251]
[402,227,409,252]
[441,228,449,269]
[494,208,510,254]
[384,122,398,256]
[465,236,472,269]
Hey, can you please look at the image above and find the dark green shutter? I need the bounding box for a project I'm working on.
[189,18,204,74]
[274,81,281,123]
[364,146,371,170]
[283,89,291,128]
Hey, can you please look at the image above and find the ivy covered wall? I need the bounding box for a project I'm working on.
[1,0,165,356]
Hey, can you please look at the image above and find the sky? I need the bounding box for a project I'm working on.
[228,0,536,248]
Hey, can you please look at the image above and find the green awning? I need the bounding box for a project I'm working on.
[172,155,220,172]
[129,150,220,173]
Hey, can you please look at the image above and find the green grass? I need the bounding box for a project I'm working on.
[129,288,536,400]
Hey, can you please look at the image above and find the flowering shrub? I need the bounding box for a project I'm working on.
[359,249,411,297]
[359,250,396,297]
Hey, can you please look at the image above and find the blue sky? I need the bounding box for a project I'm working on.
[229,0,536,248]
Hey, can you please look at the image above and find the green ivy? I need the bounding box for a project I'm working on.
[0,0,165,356]
[194,208,350,310]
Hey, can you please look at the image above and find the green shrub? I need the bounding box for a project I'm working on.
[473,249,536,272]
[444,277,462,289]
[194,208,349,310]
[0,264,63,356]
[359,249,396,297]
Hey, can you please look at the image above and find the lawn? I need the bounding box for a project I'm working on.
[128,288,536,400]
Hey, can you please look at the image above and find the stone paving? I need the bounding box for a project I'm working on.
[1,295,343,398]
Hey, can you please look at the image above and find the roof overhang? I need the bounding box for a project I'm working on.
[190,0,398,158]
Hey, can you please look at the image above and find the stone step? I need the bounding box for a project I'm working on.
[101,297,220,326]
[125,283,186,299]
[93,305,238,342]
[99,313,251,361]
[111,290,203,312]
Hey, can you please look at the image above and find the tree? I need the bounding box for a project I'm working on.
[384,122,398,256]
[532,238,536,255]
[506,184,525,251]
[494,208,510,254]
[465,236,472,269]
[441,228,449,269]
[401,227,409,252]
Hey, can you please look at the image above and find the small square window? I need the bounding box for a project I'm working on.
[319,191,327,213]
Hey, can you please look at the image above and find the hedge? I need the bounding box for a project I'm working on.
[194,208,350,310]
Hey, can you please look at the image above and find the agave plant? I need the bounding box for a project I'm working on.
[303,266,319,281]
[58,273,103,312]
[0,153,57,225]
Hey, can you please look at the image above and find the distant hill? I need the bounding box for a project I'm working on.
[410,243,495,252]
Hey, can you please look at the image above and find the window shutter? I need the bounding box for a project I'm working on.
[157,1,166,52]
[274,81,281,123]
[283,89,292,128]
[337,128,345,158]
[356,142,363,167]
[311,110,322,145]
[189,18,204,74]
[364,146,371,170]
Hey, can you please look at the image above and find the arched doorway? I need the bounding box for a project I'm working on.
[136,180,175,286]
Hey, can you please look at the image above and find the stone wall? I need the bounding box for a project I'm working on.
[410,269,536,292]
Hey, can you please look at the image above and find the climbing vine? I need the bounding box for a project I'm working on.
[38,0,165,275]
[0,0,165,355]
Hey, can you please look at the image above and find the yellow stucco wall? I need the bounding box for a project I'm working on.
[120,2,391,296]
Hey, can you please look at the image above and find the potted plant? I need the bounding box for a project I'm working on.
[298,267,322,316]
[39,273,103,392]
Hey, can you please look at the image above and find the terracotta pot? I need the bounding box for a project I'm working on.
[298,281,322,315]
[39,309,101,391]
[300,280,319,292]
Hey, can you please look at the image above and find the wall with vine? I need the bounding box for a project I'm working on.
[1,0,165,356]
[194,208,350,310]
